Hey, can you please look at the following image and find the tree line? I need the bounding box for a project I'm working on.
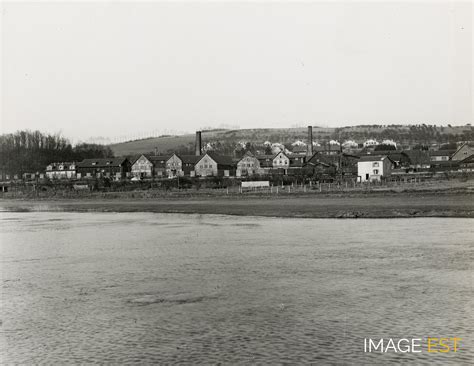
[0,130,114,176]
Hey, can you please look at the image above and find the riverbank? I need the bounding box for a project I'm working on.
[1,191,473,218]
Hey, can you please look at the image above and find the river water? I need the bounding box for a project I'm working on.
[0,212,472,364]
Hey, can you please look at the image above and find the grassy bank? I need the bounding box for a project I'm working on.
[1,191,473,218]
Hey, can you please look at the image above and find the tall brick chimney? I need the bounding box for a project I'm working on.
[307,126,313,156]
[195,131,202,156]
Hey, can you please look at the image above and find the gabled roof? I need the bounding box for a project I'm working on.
[358,155,392,162]
[361,150,407,162]
[272,151,290,160]
[77,158,128,168]
[205,152,235,166]
[451,142,474,159]
[131,154,169,167]
[236,152,258,164]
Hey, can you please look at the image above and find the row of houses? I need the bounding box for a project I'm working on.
[43,145,474,184]
[42,128,473,183]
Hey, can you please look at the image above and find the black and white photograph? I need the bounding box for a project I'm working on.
[0,1,472,364]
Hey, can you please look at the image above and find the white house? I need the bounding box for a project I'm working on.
[363,139,379,148]
[357,155,393,182]
[272,151,290,169]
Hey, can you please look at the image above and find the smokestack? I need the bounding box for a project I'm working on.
[195,131,202,156]
[154,147,158,156]
[307,126,313,156]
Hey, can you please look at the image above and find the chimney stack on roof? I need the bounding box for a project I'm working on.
[307,126,313,156]
[154,147,158,156]
[195,131,202,156]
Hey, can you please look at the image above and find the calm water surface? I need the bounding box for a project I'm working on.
[0,212,472,364]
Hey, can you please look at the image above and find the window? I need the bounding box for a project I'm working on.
[372,162,379,167]
[373,169,379,174]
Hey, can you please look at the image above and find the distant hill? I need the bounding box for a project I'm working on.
[109,125,473,157]
[109,127,335,156]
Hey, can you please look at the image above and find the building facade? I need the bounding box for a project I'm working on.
[236,153,260,177]
[272,152,290,169]
[131,155,154,178]
[166,154,183,177]
[357,155,393,182]
[195,153,235,177]
[76,158,130,179]
[45,162,76,179]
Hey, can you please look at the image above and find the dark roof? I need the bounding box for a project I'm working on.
[77,158,128,168]
[291,145,307,153]
[402,150,430,165]
[130,154,169,167]
[429,149,456,156]
[178,154,202,164]
[360,151,407,162]
[371,149,400,155]
[206,152,235,166]
[358,155,391,162]
[147,155,169,162]
[129,155,142,165]
[147,155,169,168]
[304,152,359,166]
[255,155,274,161]
[273,151,290,159]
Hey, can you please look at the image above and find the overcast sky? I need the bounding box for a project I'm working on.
[1,1,472,142]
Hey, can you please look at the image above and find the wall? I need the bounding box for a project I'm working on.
[358,160,387,182]
[273,152,289,169]
[131,156,153,178]
[166,155,184,177]
[237,156,260,176]
[195,155,218,177]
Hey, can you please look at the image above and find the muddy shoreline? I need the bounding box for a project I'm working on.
[1,192,473,218]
